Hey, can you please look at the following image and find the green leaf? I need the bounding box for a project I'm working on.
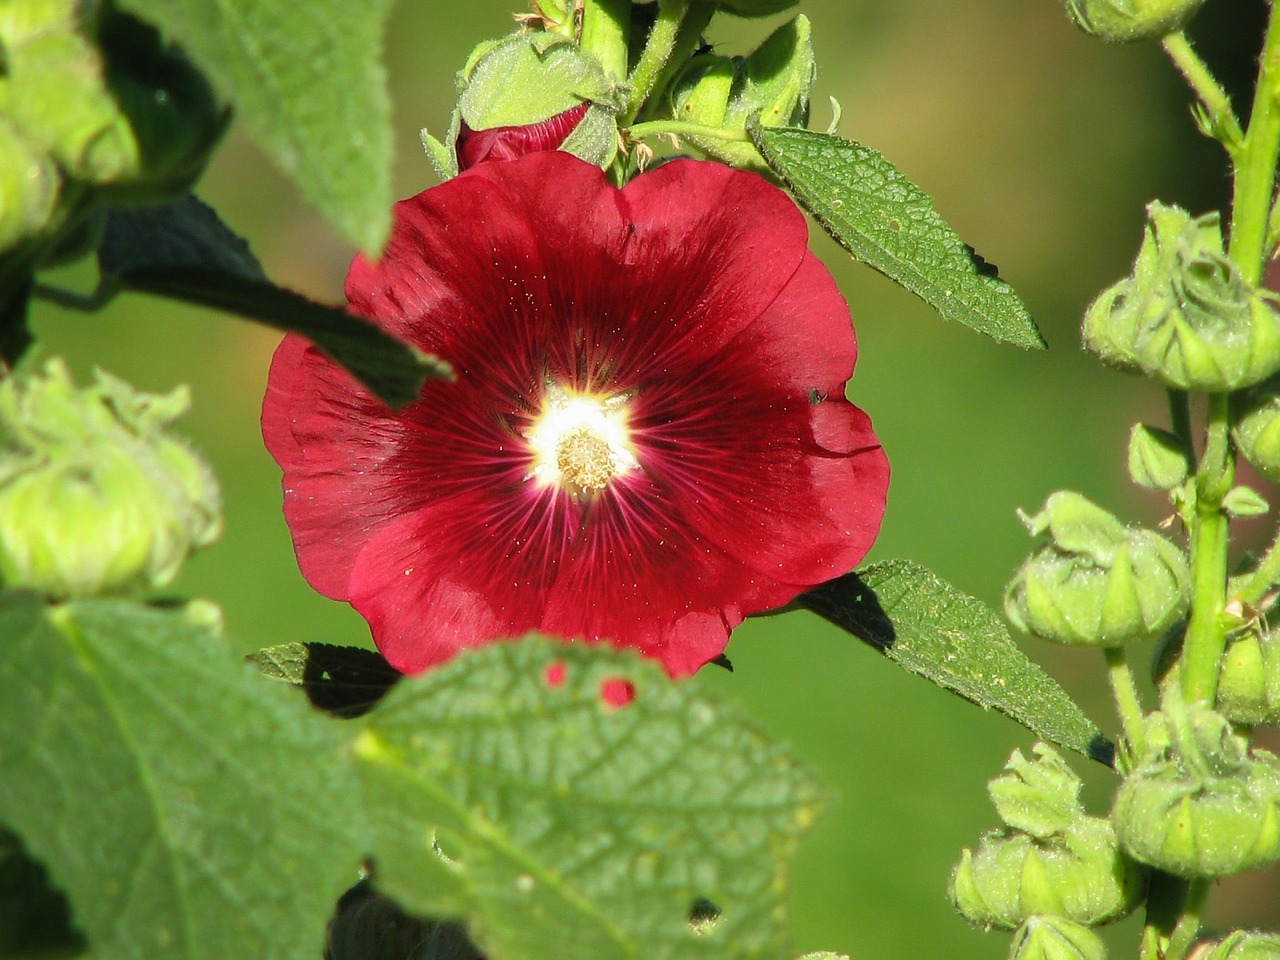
[250,641,402,718]
[0,593,368,960]
[0,828,83,956]
[355,636,824,960]
[117,0,394,251]
[98,196,451,408]
[798,561,1113,765]
[749,122,1045,350]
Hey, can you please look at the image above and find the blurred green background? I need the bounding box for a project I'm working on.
[29,0,1280,956]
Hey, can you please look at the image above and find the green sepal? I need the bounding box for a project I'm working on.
[1223,486,1270,518]
[1128,423,1189,491]
[1009,917,1107,960]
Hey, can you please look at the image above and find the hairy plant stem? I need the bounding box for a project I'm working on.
[1165,879,1210,960]
[626,119,751,143]
[1141,871,1192,960]
[1161,32,1244,152]
[1103,646,1147,767]
[580,0,630,82]
[1229,0,1280,285]
[632,2,714,125]
[623,0,690,124]
[1181,392,1234,706]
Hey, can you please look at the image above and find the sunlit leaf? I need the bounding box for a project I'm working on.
[118,0,395,251]
[356,636,825,960]
[750,122,1044,350]
[799,561,1112,765]
[0,593,367,960]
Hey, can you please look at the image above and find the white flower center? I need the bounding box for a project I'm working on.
[525,384,637,493]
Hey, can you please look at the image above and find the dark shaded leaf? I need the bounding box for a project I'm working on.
[251,642,403,718]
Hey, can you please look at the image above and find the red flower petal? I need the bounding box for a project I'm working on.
[455,102,591,170]
[263,152,889,678]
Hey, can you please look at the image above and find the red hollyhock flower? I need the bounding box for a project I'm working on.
[262,151,888,678]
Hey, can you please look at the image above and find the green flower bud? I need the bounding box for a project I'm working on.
[0,117,59,254]
[667,16,814,172]
[1062,0,1206,42]
[0,360,221,598]
[949,745,1144,930]
[1005,491,1190,647]
[1218,629,1280,727]
[1112,706,1280,877]
[423,33,624,180]
[96,12,228,205]
[1234,377,1280,483]
[1195,931,1280,960]
[5,27,140,183]
[1083,203,1280,392]
[1009,917,1107,960]
[1127,424,1188,491]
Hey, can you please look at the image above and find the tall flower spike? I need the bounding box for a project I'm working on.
[263,151,889,677]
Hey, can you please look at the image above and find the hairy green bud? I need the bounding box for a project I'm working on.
[1127,424,1188,491]
[1005,491,1190,647]
[1112,707,1280,877]
[1010,917,1108,960]
[0,117,59,254]
[949,745,1144,930]
[1083,203,1280,392]
[1234,377,1280,483]
[667,16,814,172]
[1194,931,1280,960]
[0,360,221,598]
[1218,630,1280,727]
[1062,0,1206,42]
[5,27,141,183]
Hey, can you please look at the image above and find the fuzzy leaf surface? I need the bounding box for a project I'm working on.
[799,561,1112,765]
[750,123,1044,349]
[99,197,450,407]
[0,593,367,960]
[118,0,394,251]
[355,636,824,960]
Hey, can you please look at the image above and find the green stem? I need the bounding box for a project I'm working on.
[1229,0,1280,284]
[1164,879,1210,960]
[1103,646,1147,768]
[626,119,751,143]
[623,0,691,124]
[1141,871,1191,960]
[631,1,715,124]
[1162,32,1245,153]
[1238,520,1280,606]
[1167,388,1194,472]
[1181,392,1233,705]
[580,0,630,82]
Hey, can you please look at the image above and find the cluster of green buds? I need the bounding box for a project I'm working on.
[421,0,817,179]
[1004,491,1190,647]
[0,0,225,255]
[0,358,221,598]
[1112,705,1280,877]
[1061,0,1207,42]
[1082,203,1280,392]
[949,744,1145,932]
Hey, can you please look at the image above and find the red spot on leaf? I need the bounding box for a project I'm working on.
[600,677,635,708]
[544,661,566,687]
